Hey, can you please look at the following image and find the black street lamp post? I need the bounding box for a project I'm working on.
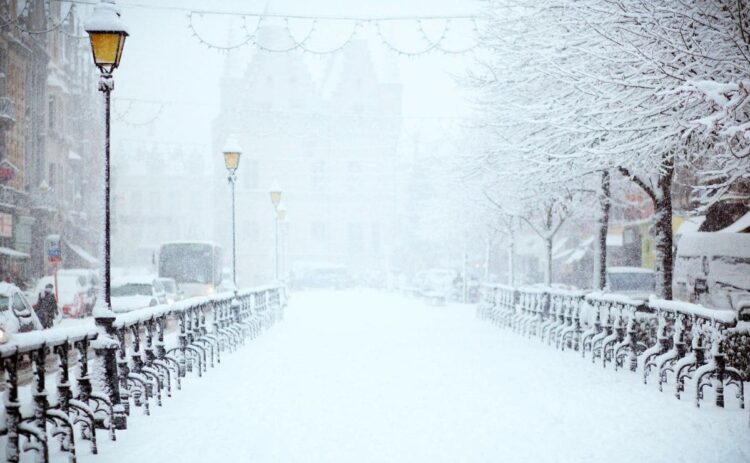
[84,0,129,430]
[223,137,242,289]
[269,182,282,281]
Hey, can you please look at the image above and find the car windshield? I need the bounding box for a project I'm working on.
[608,273,655,291]
[112,284,153,297]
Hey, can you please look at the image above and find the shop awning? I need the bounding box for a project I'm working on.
[0,247,29,259]
[676,216,706,236]
[719,211,750,233]
[64,241,98,265]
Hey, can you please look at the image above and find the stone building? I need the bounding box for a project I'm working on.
[0,1,102,286]
[110,142,214,270]
[212,29,402,285]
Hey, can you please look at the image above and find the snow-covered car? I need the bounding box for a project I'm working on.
[58,268,99,313]
[0,282,42,341]
[32,272,91,319]
[674,232,750,311]
[606,267,656,301]
[156,277,183,304]
[290,262,353,290]
[414,269,459,305]
[110,276,167,313]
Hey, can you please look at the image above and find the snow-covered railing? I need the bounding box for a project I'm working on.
[478,284,747,412]
[0,285,286,463]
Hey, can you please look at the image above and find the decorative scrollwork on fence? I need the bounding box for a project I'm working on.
[477,284,747,417]
[0,285,286,463]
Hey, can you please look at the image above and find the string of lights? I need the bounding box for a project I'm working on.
[44,0,480,55]
[8,0,68,34]
[416,18,479,54]
[0,0,31,29]
[112,98,165,127]
[187,13,257,51]
[190,14,479,56]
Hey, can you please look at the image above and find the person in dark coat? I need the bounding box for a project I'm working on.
[36,284,58,329]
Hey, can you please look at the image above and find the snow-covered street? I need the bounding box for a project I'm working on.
[73,290,748,463]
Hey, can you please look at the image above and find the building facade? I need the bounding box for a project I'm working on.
[110,142,214,270]
[0,1,102,287]
[212,29,402,285]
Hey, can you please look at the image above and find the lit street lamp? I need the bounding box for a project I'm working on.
[269,182,282,280]
[223,137,242,289]
[85,0,128,429]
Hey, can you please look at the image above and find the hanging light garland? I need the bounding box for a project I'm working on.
[0,0,31,29]
[15,1,481,55]
[112,97,165,127]
[11,0,73,35]
[186,10,480,56]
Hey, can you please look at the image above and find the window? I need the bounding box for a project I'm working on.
[312,161,326,192]
[48,96,56,131]
[48,164,56,190]
[12,293,31,317]
[371,223,381,253]
[348,223,363,253]
[348,162,362,193]
[311,222,326,241]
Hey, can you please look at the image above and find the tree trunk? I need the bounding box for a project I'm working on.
[594,171,611,290]
[544,237,552,286]
[654,157,674,300]
[508,229,515,287]
[484,237,491,281]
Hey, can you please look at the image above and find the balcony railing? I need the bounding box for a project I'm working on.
[0,96,16,126]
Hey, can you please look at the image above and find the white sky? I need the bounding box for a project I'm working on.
[108,0,481,149]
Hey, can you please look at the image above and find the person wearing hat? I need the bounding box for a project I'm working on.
[36,283,59,329]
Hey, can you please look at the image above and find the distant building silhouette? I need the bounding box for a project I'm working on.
[213,28,402,284]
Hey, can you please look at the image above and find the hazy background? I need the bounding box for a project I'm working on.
[105,0,483,284]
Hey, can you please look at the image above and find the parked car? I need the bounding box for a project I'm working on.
[32,271,93,319]
[606,267,656,301]
[110,276,167,313]
[290,262,353,290]
[156,277,183,304]
[413,269,459,305]
[674,232,750,311]
[0,282,42,342]
[58,268,99,312]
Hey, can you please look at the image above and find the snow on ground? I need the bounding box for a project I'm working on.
[69,289,748,463]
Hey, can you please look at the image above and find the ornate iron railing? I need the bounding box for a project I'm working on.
[478,284,747,412]
[0,285,286,462]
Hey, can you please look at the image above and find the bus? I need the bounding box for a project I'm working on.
[157,241,223,297]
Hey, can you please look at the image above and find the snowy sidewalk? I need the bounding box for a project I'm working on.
[76,290,748,463]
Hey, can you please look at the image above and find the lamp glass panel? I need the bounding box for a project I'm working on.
[89,32,125,68]
[224,152,241,171]
[270,191,282,206]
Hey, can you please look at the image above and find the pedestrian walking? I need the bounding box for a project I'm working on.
[35,283,58,329]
